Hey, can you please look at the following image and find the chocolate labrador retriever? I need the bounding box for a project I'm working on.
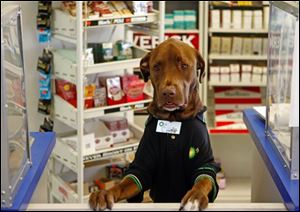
[89,38,220,211]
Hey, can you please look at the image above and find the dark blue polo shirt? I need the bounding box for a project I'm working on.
[125,112,220,203]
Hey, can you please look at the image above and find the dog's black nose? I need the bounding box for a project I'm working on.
[162,86,176,97]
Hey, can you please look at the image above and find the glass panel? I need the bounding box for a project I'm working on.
[1,6,30,193]
[267,4,297,166]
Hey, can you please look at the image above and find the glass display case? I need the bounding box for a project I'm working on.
[1,5,32,208]
[266,1,299,180]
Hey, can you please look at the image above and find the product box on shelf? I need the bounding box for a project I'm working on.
[55,79,77,107]
[220,66,230,82]
[243,10,253,29]
[84,121,114,152]
[122,74,145,102]
[252,66,263,83]
[232,10,242,29]
[241,64,252,83]
[242,38,253,55]
[221,37,232,54]
[173,10,184,29]
[91,1,113,17]
[99,116,131,144]
[262,38,268,55]
[184,10,196,29]
[263,7,269,29]
[222,10,231,29]
[99,76,126,106]
[211,10,220,28]
[84,84,96,109]
[252,38,263,55]
[126,1,148,15]
[94,87,107,107]
[111,1,132,16]
[209,66,220,83]
[231,36,243,55]
[210,36,221,54]
[253,10,263,29]
[165,13,174,29]
[214,87,262,131]
[230,64,240,82]
[262,66,267,84]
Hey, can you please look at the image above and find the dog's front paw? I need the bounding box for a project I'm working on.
[179,188,209,211]
[89,189,115,211]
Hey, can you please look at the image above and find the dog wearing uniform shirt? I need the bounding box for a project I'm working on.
[89,38,220,211]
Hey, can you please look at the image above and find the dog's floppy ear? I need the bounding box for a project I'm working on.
[195,50,205,83]
[140,52,151,82]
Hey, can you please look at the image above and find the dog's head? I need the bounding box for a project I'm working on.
[140,38,205,121]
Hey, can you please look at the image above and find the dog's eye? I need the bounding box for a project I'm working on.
[181,63,189,70]
[153,64,160,71]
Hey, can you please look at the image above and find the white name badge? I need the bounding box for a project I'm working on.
[156,120,182,135]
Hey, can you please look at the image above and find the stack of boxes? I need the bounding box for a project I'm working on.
[212,87,263,133]
[210,8,268,30]
[209,64,267,84]
[210,36,268,56]
[165,10,196,30]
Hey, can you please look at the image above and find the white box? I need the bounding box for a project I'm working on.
[253,10,263,29]
[241,64,252,83]
[232,10,242,29]
[231,37,243,55]
[222,10,231,28]
[230,64,240,82]
[221,37,232,54]
[243,10,253,29]
[242,38,253,55]
[110,129,131,144]
[263,7,269,29]
[262,38,268,55]
[85,121,114,151]
[211,10,221,28]
[220,66,230,82]
[210,66,220,83]
[252,66,263,82]
[210,36,221,54]
[262,66,267,84]
[252,38,263,55]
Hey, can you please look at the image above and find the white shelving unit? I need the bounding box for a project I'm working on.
[208,81,267,87]
[208,54,267,61]
[49,2,165,203]
[209,28,268,34]
[201,1,269,135]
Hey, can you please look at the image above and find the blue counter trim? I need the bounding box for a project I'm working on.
[243,109,299,211]
[3,132,56,211]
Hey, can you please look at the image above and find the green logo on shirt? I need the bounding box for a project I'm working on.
[189,147,199,159]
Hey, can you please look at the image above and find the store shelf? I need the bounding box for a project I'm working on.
[209,54,268,61]
[165,29,199,33]
[54,95,152,128]
[4,60,23,77]
[127,25,160,37]
[83,11,159,27]
[209,28,268,34]
[52,9,159,39]
[53,46,148,84]
[209,81,267,87]
[52,123,143,172]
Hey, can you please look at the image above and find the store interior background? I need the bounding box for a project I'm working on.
[1,1,283,205]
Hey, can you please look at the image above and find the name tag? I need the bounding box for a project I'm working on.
[156,120,182,135]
